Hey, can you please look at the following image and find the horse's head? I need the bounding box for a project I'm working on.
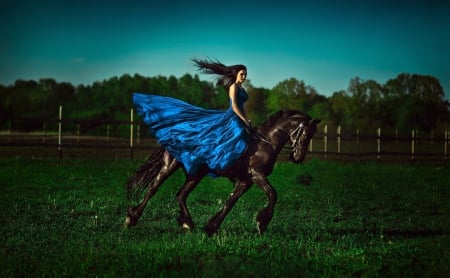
[288,114,321,163]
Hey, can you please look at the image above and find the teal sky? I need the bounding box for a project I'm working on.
[1,0,449,99]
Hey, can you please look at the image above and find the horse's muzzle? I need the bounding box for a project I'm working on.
[289,151,304,164]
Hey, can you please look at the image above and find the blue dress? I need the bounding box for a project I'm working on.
[133,87,249,174]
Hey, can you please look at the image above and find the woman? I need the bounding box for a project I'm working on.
[133,58,251,174]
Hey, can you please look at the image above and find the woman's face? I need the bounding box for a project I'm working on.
[236,69,247,84]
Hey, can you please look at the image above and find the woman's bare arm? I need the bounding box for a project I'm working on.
[229,83,250,127]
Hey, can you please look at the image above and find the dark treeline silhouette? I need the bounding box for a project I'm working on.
[0,73,448,135]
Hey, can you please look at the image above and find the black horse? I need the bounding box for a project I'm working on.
[125,110,320,235]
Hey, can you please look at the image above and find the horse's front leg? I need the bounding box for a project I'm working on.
[126,151,179,227]
[204,180,251,236]
[251,169,278,234]
[176,170,207,231]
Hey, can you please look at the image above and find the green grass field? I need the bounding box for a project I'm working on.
[1,157,449,277]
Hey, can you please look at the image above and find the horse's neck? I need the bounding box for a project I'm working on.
[258,122,290,151]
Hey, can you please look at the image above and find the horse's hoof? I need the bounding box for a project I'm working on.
[177,216,194,231]
[182,223,192,231]
[204,225,218,236]
[125,214,138,228]
[257,221,266,234]
[124,216,132,228]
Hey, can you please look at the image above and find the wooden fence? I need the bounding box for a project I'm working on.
[317,124,449,162]
[1,106,449,162]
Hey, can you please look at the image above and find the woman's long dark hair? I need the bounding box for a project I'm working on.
[192,58,247,88]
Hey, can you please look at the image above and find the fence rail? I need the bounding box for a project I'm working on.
[1,106,449,162]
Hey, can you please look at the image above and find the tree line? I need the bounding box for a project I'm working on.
[0,72,448,135]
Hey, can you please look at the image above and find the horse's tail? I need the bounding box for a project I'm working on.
[126,146,165,203]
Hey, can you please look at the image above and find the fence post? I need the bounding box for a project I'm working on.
[411,130,415,161]
[130,108,134,159]
[8,120,12,143]
[323,124,328,159]
[355,128,360,159]
[77,123,80,142]
[309,138,313,152]
[42,122,46,143]
[106,124,110,143]
[58,105,62,159]
[377,127,381,161]
[137,124,141,145]
[445,130,448,162]
[337,125,341,155]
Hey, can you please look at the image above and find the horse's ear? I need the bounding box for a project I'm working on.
[310,119,321,125]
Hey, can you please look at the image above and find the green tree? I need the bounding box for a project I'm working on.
[266,78,317,114]
[178,74,196,104]
[384,73,449,131]
[309,102,332,123]
[2,72,448,135]
[329,90,351,127]
[346,77,385,130]
[167,75,178,96]
[245,81,269,125]
[0,85,12,128]
[365,79,384,127]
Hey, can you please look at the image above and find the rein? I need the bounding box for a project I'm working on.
[249,129,272,145]
[249,122,305,151]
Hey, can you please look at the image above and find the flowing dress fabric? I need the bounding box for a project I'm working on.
[133,90,249,174]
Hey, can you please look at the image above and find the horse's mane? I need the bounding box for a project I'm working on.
[259,110,309,130]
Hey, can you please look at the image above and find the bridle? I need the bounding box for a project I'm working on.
[289,122,304,152]
[250,121,305,151]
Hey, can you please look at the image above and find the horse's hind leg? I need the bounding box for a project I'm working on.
[176,170,207,231]
[126,151,179,227]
